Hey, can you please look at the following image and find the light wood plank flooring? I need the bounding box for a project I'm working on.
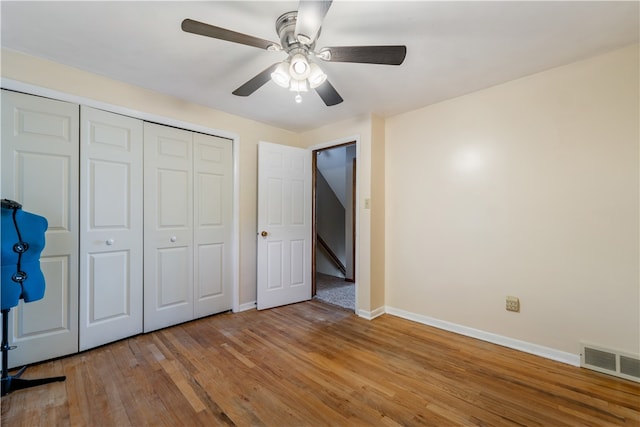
[2,300,639,426]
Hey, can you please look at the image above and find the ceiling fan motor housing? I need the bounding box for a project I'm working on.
[276,11,317,53]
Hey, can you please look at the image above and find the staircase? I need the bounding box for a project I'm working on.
[316,169,346,277]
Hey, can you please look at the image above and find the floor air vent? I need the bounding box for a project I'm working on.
[580,342,640,383]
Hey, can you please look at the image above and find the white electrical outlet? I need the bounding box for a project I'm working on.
[506,296,520,312]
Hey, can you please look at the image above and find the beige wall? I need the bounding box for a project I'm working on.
[1,49,300,306]
[385,44,639,355]
[370,114,386,310]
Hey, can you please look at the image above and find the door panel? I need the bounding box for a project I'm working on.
[267,241,283,289]
[144,123,193,332]
[1,89,79,367]
[19,256,68,335]
[197,244,223,297]
[18,153,71,226]
[257,141,312,310]
[290,239,305,284]
[88,252,128,319]
[157,247,190,306]
[90,161,128,227]
[193,133,233,317]
[267,178,284,225]
[80,106,143,351]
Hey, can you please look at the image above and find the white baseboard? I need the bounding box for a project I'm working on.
[357,306,385,320]
[236,301,257,313]
[385,306,580,367]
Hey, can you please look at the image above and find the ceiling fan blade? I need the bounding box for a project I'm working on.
[318,46,407,65]
[232,63,280,97]
[182,19,280,50]
[315,80,343,106]
[295,0,332,44]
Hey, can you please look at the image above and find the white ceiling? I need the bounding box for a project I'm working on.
[1,1,638,132]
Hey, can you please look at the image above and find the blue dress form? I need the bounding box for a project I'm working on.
[1,200,64,396]
[1,205,48,310]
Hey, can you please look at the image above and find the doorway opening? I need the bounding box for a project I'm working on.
[312,142,356,311]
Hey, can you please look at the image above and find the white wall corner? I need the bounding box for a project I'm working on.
[357,306,386,320]
[385,306,580,367]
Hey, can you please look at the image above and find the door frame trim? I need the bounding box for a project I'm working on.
[1,78,242,313]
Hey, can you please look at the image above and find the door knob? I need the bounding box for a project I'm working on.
[260,231,268,237]
[170,236,177,242]
[106,238,115,246]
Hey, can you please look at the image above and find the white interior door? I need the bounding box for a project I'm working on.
[193,133,233,318]
[144,122,193,332]
[257,141,312,310]
[79,106,143,351]
[1,90,79,367]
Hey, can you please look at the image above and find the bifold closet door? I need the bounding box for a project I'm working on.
[1,90,79,367]
[193,133,233,318]
[143,123,194,332]
[79,106,143,351]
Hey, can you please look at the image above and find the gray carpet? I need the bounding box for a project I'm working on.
[315,273,355,311]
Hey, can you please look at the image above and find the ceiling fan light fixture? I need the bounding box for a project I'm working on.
[289,53,310,79]
[293,61,307,74]
[289,78,308,93]
[307,63,327,88]
[183,1,405,108]
[270,62,291,88]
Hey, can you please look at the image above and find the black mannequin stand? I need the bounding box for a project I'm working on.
[1,308,65,396]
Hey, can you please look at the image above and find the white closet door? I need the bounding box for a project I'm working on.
[1,90,79,367]
[143,122,193,332]
[79,106,143,350]
[193,133,233,318]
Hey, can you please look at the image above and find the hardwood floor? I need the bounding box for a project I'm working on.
[2,300,638,426]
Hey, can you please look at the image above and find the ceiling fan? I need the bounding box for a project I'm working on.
[181,0,407,106]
